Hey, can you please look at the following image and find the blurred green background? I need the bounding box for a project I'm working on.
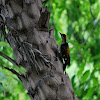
[0,0,100,99]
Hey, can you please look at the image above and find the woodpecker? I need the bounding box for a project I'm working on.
[60,33,70,71]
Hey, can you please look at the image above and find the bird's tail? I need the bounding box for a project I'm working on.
[63,63,66,71]
[63,57,70,71]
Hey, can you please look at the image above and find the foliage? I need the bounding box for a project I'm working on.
[0,0,100,100]
[0,42,29,100]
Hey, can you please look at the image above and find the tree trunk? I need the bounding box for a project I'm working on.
[0,0,79,100]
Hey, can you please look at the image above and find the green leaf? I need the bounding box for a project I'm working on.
[0,41,8,46]
[92,54,100,60]
[94,63,100,69]
[83,88,94,99]
[0,83,4,91]
[0,72,6,82]
[5,27,8,34]
[93,78,98,87]
[81,70,90,83]
[77,62,85,77]
[71,75,75,86]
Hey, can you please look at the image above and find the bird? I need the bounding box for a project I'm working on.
[59,32,70,71]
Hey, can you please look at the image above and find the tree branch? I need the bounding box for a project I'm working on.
[4,66,20,77]
[83,19,99,44]
[89,0,95,19]
[0,51,19,66]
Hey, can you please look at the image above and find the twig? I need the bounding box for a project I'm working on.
[6,28,41,74]
[0,51,19,66]
[4,66,20,77]
[89,0,95,19]
[34,49,56,70]
[22,42,40,74]
[30,48,41,71]
[83,19,99,44]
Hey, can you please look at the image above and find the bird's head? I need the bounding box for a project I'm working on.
[59,32,66,40]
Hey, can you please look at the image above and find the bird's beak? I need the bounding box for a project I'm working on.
[59,32,62,35]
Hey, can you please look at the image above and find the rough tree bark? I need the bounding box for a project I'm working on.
[0,0,79,100]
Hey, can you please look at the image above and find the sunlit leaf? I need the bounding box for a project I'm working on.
[0,42,8,46]
[81,70,90,83]
[83,88,95,99]
[77,62,85,77]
